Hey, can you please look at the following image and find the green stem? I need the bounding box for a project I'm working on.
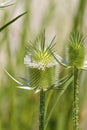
[73,67,79,130]
[39,90,45,130]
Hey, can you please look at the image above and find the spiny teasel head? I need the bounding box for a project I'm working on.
[67,32,86,68]
[24,30,58,90]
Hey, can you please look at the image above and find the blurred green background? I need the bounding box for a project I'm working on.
[0,0,87,130]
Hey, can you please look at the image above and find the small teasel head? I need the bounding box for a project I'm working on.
[66,32,86,68]
[24,30,58,91]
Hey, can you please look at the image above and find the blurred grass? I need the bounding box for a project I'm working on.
[0,0,87,130]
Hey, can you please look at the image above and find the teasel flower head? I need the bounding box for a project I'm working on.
[23,31,58,92]
[52,32,87,70]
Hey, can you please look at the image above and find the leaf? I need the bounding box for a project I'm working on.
[20,77,29,83]
[46,74,72,91]
[53,74,72,89]
[51,52,70,68]
[35,88,41,93]
[0,12,27,32]
[3,69,23,85]
[0,0,14,8]
[17,86,34,90]
[4,68,35,91]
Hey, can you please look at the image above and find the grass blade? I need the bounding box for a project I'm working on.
[0,12,27,32]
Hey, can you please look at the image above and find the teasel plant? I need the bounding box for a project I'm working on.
[51,32,87,130]
[4,30,73,130]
